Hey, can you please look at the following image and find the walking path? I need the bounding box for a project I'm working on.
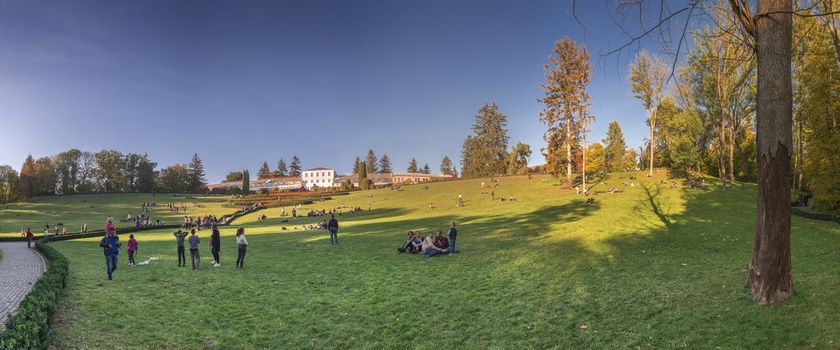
[0,242,46,327]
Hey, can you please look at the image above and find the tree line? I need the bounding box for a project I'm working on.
[0,149,207,203]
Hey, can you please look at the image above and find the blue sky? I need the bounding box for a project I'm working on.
[0,0,675,182]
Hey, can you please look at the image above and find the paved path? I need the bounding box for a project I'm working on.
[0,242,46,326]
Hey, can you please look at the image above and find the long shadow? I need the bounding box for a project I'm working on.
[639,183,672,227]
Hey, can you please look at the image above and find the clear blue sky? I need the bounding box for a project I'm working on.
[0,0,668,182]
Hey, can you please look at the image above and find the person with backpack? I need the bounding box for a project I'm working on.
[327,214,339,245]
[210,224,221,267]
[99,223,120,281]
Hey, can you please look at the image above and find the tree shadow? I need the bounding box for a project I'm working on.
[638,183,672,227]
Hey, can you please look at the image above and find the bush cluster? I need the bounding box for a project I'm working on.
[0,241,69,349]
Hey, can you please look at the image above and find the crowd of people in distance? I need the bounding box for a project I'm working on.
[398,222,458,257]
[183,215,219,230]
[167,202,189,213]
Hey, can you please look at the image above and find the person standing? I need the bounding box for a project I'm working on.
[188,229,200,271]
[235,228,248,270]
[43,224,50,243]
[328,214,339,245]
[447,222,458,254]
[25,228,34,248]
[127,234,138,266]
[210,224,221,267]
[173,229,188,267]
[98,225,120,281]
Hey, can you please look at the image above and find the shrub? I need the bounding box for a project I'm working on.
[0,241,69,349]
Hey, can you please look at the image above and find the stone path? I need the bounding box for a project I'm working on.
[0,242,46,326]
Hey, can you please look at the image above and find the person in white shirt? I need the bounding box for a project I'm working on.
[235,228,249,270]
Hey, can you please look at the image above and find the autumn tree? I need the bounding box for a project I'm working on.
[507,142,532,175]
[629,51,668,177]
[539,37,591,184]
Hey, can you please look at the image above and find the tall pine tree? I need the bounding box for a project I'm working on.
[440,156,453,175]
[188,153,206,192]
[257,161,272,179]
[241,169,250,195]
[460,103,509,177]
[289,156,302,177]
[603,121,627,172]
[407,158,418,173]
[365,149,378,173]
[378,154,392,173]
[275,159,288,177]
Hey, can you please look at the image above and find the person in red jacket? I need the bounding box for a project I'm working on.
[25,228,34,248]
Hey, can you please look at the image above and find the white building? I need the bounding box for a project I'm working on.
[302,167,335,190]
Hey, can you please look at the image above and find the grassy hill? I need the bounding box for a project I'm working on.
[24,172,840,348]
[0,193,236,237]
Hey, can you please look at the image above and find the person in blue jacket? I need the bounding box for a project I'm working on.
[99,227,121,281]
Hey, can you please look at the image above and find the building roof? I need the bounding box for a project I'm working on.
[304,167,333,171]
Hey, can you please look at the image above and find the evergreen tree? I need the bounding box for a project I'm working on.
[359,162,370,190]
[365,149,378,173]
[137,154,158,193]
[440,156,453,175]
[353,156,362,175]
[275,159,288,177]
[460,103,509,177]
[257,161,272,179]
[289,156,302,177]
[422,163,431,174]
[407,158,418,173]
[378,154,393,173]
[242,169,250,195]
[603,121,627,172]
[188,153,207,192]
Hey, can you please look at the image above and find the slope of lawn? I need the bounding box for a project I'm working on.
[44,171,840,349]
[0,193,236,237]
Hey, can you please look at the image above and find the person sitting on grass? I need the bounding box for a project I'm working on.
[398,231,417,253]
[433,231,449,250]
[422,232,447,257]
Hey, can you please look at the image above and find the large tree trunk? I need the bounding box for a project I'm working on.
[566,115,572,185]
[582,137,587,193]
[729,123,736,183]
[746,0,793,305]
[648,109,656,177]
[719,110,728,187]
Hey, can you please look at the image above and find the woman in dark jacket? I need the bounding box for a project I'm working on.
[210,224,221,267]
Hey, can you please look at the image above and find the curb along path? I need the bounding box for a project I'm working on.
[0,242,46,327]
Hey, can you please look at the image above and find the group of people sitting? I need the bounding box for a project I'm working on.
[397,222,458,257]
[183,215,219,230]
[302,221,329,230]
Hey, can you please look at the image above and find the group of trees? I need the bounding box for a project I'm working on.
[352,150,393,175]
[254,156,302,179]
[0,149,207,202]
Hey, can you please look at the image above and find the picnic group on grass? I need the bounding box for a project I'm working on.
[398,222,458,257]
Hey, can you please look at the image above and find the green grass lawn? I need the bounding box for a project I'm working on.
[29,172,840,348]
[0,193,236,237]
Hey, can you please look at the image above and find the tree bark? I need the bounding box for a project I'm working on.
[746,0,793,305]
[729,123,736,183]
[566,114,572,185]
[648,109,656,177]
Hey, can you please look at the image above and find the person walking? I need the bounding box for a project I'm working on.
[447,222,458,254]
[235,228,248,270]
[188,229,201,271]
[127,234,138,266]
[173,229,188,267]
[328,214,339,245]
[25,228,34,249]
[210,224,221,267]
[98,224,120,281]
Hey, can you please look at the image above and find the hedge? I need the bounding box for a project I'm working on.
[0,224,181,243]
[792,207,840,224]
[0,241,69,350]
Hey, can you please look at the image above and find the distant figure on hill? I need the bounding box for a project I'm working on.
[328,214,339,245]
[188,229,201,271]
[98,222,120,281]
[457,194,463,207]
[210,224,221,267]
[173,229,188,267]
[235,228,248,270]
[447,222,458,254]
[43,225,49,243]
[127,234,138,267]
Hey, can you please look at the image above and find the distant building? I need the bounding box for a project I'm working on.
[207,177,302,192]
[392,172,450,184]
[302,167,336,190]
[336,173,395,188]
